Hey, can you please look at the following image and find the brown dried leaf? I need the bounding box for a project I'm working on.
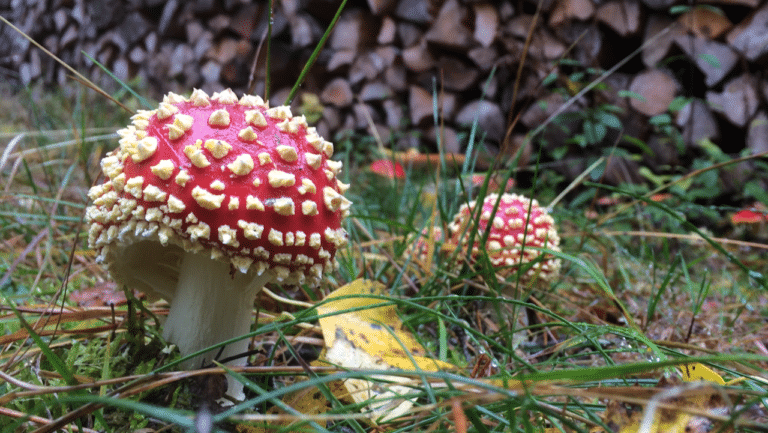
[69,281,129,307]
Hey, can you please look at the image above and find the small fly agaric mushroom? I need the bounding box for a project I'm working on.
[404,225,444,266]
[447,193,560,287]
[731,206,768,238]
[731,208,766,225]
[369,159,405,179]
[86,88,351,400]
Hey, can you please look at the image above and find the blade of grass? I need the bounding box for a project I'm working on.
[0,228,49,293]
[598,149,768,225]
[525,24,675,146]
[464,405,490,433]
[284,0,349,105]
[645,254,679,332]
[0,133,26,180]
[0,15,133,114]
[543,247,646,337]
[3,295,76,386]
[438,317,448,362]
[590,182,768,291]
[680,256,711,343]
[81,52,152,109]
[599,230,768,251]
[21,158,39,195]
[264,0,274,100]
[216,362,337,433]
[548,157,605,210]
[53,395,193,427]
[0,211,81,223]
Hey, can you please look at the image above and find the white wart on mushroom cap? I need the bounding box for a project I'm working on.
[448,193,560,284]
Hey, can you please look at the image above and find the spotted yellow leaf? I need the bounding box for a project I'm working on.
[317,278,452,366]
[679,363,725,385]
[317,278,455,422]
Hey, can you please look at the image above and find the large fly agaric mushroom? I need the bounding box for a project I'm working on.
[448,193,560,288]
[86,88,351,400]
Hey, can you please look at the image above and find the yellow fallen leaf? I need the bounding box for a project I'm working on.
[317,278,450,365]
[597,400,693,433]
[596,375,735,433]
[383,355,455,371]
[317,279,455,422]
[325,334,417,422]
[679,363,725,385]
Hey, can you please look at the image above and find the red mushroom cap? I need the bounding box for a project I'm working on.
[731,209,766,224]
[448,193,560,283]
[86,89,351,290]
[369,159,405,179]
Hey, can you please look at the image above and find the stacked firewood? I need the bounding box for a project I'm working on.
[1,0,766,191]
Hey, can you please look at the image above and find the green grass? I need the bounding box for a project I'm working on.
[2,79,768,433]
[2,17,768,433]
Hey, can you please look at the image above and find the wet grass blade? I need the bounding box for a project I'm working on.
[590,182,768,291]
[284,0,349,105]
[82,52,152,109]
[4,296,76,386]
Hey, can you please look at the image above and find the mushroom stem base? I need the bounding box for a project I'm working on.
[162,251,269,401]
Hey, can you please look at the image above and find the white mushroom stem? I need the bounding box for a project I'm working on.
[161,251,271,401]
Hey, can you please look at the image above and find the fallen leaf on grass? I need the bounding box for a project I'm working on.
[316,278,455,422]
[235,361,349,433]
[594,367,740,433]
[679,362,725,385]
[324,335,419,422]
[594,399,702,433]
[317,279,451,367]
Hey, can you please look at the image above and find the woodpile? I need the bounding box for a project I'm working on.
[1,0,767,195]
